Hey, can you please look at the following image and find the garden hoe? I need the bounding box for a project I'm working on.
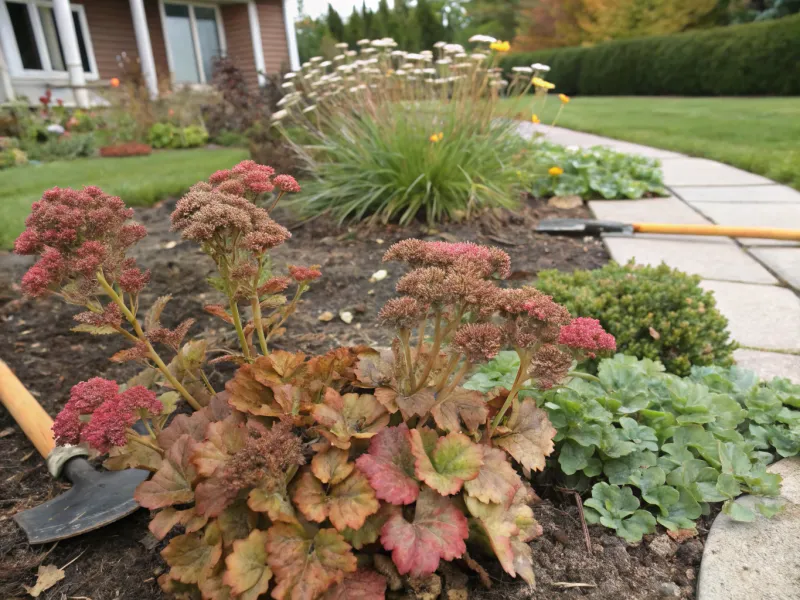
[0,359,149,544]
[536,219,800,241]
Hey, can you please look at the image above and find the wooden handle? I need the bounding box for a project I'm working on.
[633,223,800,241]
[0,359,55,458]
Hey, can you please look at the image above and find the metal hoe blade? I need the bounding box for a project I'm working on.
[536,218,633,236]
[14,458,149,544]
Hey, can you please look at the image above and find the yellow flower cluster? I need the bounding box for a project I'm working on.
[549,166,564,176]
[490,40,511,52]
[532,77,555,90]
[559,94,570,104]
[429,132,444,143]
[531,114,541,124]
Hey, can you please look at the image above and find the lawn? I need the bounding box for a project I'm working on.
[0,147,248,249]
[501,96,800,190]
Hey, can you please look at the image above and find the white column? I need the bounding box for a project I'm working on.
[129,0,159,98]
[282,0,299,71]
[0,40,15,102]
[247,0,267,86]
[52,0,88,107]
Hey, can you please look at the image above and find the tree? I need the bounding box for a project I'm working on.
[513,0,584,50]
[460,0,532,42]
[374,0,392,38]
[362,1,375,39]
[326,4,345,41]
[415,0,447,48]
[344,7,365,46]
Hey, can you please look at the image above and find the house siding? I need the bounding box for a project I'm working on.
[221,3,258,90]
[145,0,170,81]
[79,0,137,79]
[256,0,288,75]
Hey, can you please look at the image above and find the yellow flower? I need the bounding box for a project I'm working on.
[559,93,570,104]
[532,77,555,90]
[549,166,564,176]
[429,132,444,143]
[489,40,511,53]
[531,114,540,124]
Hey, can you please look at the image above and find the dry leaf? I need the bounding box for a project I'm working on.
[548,195,583,209]
[318,311,335,322]
[24,564,65,597]
[0,427,14,438]
[649,327,660,340]
[369,270,388,282]
[339,311,354,324]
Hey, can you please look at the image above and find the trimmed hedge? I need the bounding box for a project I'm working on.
[501,14,800,96]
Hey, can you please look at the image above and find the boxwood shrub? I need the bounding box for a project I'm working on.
[535,262,736,375]
[500,14,800,96]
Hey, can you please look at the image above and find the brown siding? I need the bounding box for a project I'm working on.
[221,4,258,90]
[145,0,170,81]
[256,0,289,75]
[79,0,137,79]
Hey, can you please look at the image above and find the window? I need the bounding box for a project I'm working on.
[2,0,96,76]
[162,2,223,84]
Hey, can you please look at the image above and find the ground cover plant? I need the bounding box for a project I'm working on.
[0,148,248,250]
[14,161,617,598]
[466,354,799,542]
[528,142,666,200]
[99,142,153,158]
[536,261,736,376]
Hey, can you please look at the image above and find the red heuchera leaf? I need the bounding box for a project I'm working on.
[161,522,223,584]
[312,388,389,449]
[395,388,436,419]
[223,529,272,600]
[463,447,523,505]
[134,434,196,509]
[380,486,469,577]
[322,569,387,600]
[248,483,297,523]
[199,564,233,600]
[341,505,392,550]
[354,348,394,388]
[194,475,240,518]
[430,388,489,433]
[292,468,379,532]
[191,416,248,477]
[409,429,483,496]
[156,405,213,451]
[355,424,419,505]
[492,399,556,473]
[148,507,208,540]
[266,522,357,600]
[217,500,259,547]
[312,448,354,485]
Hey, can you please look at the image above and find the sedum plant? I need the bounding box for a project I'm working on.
[16,173,617,599]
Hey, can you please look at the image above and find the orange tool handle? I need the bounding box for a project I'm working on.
[633,223,800,241]
[0,359,55,458]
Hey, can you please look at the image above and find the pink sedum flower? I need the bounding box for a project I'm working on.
[452,323,503,362]
[118,385,163,414]
[273,174,301,193]
[558,317,616,358]
[288,265,322,282]
[81,399,133,453]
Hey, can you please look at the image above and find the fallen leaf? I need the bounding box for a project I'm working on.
[547,195,583,209]
[339,311,354,324]
[369,269,388,283]
[319,311,335,322]
[649,327,661,340]
[666,528,697,543]
[0,427,15,438]
[24,564,65,597]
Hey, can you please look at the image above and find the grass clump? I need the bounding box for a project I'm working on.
[535,262,736,376]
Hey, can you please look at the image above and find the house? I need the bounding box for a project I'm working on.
[0,0,300,106]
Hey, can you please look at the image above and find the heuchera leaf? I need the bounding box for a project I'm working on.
[354,349,394,388]
[431,388,489,433]
[248,483,297,523]
[292,468,380,532]
[191,416,248,477]
[312,448,354,485]
[135,434,196,509]
[380,486,469,577]
[104,442,163,472]
[493,399,556,473]
[157,409,212,452]
[149,507,208,541]
[312,388,390,449]
[355,424,419,505]
[463,447,523,505]
[194,475,240,518]
[199,563,232,600]
[322,569,387,600]
[341,505,392,549]
[217,500,258,547]
[161,522,223,584]
[266,522,357,600]
[223,529,272,600]
[395,388,437,419]
[409,429,483,496]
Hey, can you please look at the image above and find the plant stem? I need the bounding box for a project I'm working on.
[488,350,532,437]
[199,369,215,395]
[251,297,269,356]
[567,371,603,385]
[398,329,416,392]
[97,271,202,411]
[412,309,443,393]
[126,431,164,455]
[229,296,252,361]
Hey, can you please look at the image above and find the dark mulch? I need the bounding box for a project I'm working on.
[0,196,699,599]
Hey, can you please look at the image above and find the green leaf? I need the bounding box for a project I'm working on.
[603,451,657,485]
[722,500,756,522]
[618,417,659,452]
[643,485,680,514]
[71,324,118,335]
[628,466,666,494]
[718,441,752,477]
[617,510,657,543]
[716,473,741,499]
[756,499,785,518]
[656,488,702,531]
[559,440,594,476]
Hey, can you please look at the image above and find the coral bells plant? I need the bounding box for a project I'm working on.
[19,168,615,598]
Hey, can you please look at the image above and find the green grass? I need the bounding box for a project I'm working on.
[0,148,248,249]
[500,96,800,190]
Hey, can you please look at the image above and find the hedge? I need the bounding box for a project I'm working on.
[501,14,800,96]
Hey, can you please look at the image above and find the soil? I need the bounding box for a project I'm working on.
[0,195,703,599]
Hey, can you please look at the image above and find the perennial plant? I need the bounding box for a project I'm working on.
[16,162,618,598]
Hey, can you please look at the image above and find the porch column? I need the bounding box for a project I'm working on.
[52,0,89,107]
[129,0,159,98]
[247,1,267,86]
[282,0,300,71]
[0,41,14,102]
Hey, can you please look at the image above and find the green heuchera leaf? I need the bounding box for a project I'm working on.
[628,466,666,495]
[666,459,726,503]
[584,483,656,543]
[656,487,702,531]
[559,440,594,476]
[603,451,657,485]
[722,499,756,522]
[618,417,659,452]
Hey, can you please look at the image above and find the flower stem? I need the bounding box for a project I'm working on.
[126,431,164,455]
[412,309,443,393]
[251,297,269,356]
[567,371,602,385]
[398,329,416,392]
[97,271,202,411]
[488,350,532,437]
[199,369,215,395]
[229,296,252,362]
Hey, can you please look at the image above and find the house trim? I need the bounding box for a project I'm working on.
[282,0,298,71]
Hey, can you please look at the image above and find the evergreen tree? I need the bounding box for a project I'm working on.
[325,3,345,41]
[362,1,375,38]
[344,7,365,46]
[374,0,392,37]
[415,0,446,48]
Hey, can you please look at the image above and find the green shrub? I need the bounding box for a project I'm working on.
[148,122,209,149]
[213,129,249,147]
[535,262,736,375]
[0,138,27,169]
[467,354,798,541]
[531,142,666,199]
[500,14,800,96]
[22,132,95,162]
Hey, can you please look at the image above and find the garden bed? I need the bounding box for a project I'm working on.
[0,195,703,599]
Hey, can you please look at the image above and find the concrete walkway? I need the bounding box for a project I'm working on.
[522,123,800,383]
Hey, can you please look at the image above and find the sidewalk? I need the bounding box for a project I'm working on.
[521,123,800,383]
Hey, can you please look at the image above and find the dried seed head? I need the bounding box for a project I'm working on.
[528,344,573,389]
[378,296,427,330]
[452,323,503,362]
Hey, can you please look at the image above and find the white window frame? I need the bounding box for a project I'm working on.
[158,0,226,85]
[0,0,98,80]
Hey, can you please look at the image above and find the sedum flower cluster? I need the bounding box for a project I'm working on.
[24,166,615,599]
